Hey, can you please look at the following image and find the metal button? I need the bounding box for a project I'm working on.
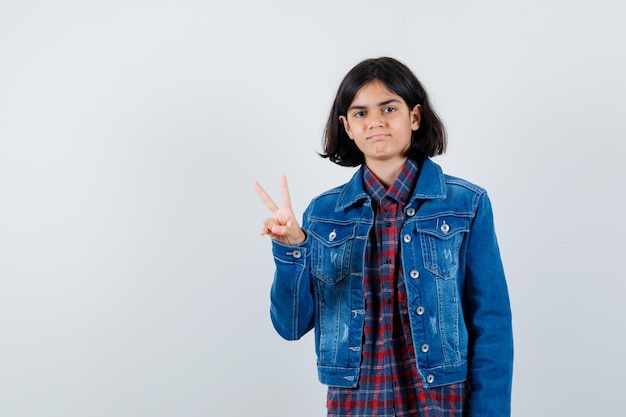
[426,374,435,384]
[292,250,301,259]
[440,222,450,234]
[406,207,416,217]
[416,306,425,315]
[329,230,337,241]
[410,270,420,279]
[421,344,429,353]
[403,234,412,243]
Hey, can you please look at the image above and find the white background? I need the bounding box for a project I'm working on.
[1,1,624,416]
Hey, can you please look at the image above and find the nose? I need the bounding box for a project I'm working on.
[367,113,384,128]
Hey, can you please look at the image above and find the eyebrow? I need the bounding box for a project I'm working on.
[348,99,401,112]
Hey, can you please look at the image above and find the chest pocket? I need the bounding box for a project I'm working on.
[417,215,469,279]
[308,221,356,285]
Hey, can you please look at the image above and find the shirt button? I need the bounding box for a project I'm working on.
[426,374,435,384]
[416,306,425,315]
[292,250,301,259]
[410,270,419,279]
[406,207,416,217]
[421,344,429,353]
[440,222,450,234]
[403,234,412,243]
[328,230,337,241]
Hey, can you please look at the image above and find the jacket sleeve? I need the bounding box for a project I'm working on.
[465,192,514,417]
[269,233,315,341]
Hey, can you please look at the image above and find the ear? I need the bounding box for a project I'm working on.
[339,115,353,139]
[411,104,422,131]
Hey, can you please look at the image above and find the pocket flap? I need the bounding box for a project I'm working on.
[309,221,357,247]
[416,215,469,240]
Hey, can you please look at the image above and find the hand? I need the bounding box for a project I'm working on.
[253,175,306,245]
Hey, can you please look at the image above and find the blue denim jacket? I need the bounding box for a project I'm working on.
[269,159,513,416]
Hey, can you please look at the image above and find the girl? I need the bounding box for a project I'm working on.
[254,57,513,417]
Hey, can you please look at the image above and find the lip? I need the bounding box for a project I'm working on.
[367,133,389,140]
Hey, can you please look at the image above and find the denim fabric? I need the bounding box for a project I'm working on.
[269,158,513,417]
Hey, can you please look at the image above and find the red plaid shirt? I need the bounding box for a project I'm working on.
[326,159,468,416]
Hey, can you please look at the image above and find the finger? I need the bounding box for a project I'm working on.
[280,175,293,210]
[263,218,277,231]
[253,181,279,213]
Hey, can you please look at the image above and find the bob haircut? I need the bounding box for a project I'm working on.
[321,57,446,167]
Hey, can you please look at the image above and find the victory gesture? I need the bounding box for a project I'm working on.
[253,175,306,246]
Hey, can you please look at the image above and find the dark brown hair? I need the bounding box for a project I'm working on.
[321,57,446,166]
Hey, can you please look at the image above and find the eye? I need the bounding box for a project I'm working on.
[383,106,396,113]
[353,110,366,118]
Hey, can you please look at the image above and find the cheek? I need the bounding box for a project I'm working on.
[353,120,370,134]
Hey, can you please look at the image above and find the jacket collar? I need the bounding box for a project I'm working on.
[412,158,447,199]
[335,158,446,211]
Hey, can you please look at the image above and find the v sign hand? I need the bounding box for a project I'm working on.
[253,176,306,246]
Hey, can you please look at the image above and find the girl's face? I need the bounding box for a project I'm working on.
[339,79,421,167]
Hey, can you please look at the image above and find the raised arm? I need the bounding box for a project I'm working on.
[253,175,314,340]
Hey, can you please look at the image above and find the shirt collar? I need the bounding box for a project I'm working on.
[363,158,420,208]
[334,158,446,212]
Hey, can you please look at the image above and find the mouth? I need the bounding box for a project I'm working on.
[367,133,389,141]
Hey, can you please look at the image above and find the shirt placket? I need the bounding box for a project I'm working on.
[378,200,399,411]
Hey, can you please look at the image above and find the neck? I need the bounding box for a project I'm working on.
[365,157,408,188]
